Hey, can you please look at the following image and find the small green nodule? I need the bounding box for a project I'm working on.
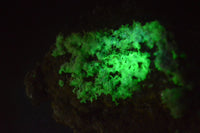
[59,80,64,87]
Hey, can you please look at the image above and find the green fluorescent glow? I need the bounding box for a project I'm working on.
[52,20,176,104]
[59,80,64,87]
[172,50,178,60]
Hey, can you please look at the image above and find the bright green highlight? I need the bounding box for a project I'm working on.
[52,21,171,104]
[59,80,64,87]
[172,50,178,60]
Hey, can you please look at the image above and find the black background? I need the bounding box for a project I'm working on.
[1,0,199,132]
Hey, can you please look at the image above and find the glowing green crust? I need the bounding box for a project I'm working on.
[52,21,179,104]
